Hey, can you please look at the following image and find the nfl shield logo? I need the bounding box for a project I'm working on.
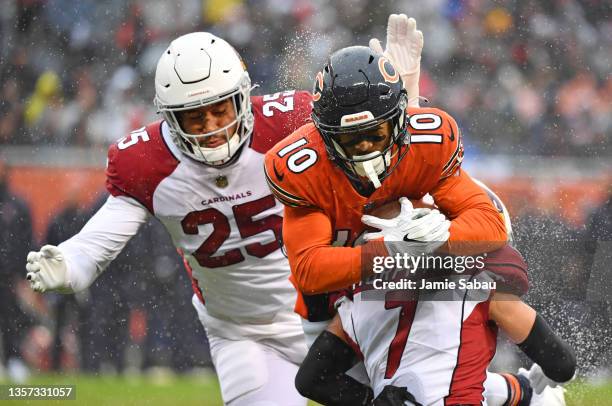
[215,175,229,188]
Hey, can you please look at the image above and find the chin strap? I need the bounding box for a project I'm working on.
[196,132,240,164]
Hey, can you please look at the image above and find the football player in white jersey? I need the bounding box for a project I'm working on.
[25,32,314,405]
[24,16,434,404]
[23,19,440,404]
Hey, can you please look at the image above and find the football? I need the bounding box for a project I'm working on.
[368,197,437,219]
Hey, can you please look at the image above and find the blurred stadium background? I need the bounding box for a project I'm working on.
[0,0,610,404]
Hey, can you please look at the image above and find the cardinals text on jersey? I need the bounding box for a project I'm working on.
[106,91,312,323]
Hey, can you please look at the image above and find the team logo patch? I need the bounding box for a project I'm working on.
[215,175,229,188]
[340,111,375,127]
[378,57,399,84]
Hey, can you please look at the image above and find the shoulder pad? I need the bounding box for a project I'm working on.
[105,121,179,213]
[407,107,464,180]
[249,90,312,153]
[263,123,324,208]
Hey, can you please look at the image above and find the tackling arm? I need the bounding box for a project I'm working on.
[295,315,374,406]
[27,195,148,293]
[489,295,576,389]
[296,314,422,406]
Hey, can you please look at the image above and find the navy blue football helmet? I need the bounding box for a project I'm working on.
[311,46,409,189]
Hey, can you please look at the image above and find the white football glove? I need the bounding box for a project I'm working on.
[26,245,72,293]
[362,197,450,243]
[369,14,424,107]
[518,363,569,395]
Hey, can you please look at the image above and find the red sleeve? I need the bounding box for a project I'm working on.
[483,244,529,296]
[431,169,507,254]
[283,205,387,294]
[249,90,312,153]
[106,121,179,213]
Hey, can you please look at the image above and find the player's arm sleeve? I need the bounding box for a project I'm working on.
[431,169,507,253]
[295,318,373,406]
[58,195,149,292]
[283,206,387,294]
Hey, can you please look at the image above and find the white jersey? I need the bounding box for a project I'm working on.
[60,91,313,325]
[154,123,293,322]
[337,275,497,406]
[336,239,528,405]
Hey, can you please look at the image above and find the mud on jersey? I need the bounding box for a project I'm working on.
[105,91,312,323]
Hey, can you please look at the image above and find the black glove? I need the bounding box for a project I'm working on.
[372,385,422,406]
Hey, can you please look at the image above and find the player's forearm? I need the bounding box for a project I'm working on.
[291,240,388,294]
[448,204,507,248]
[295,330,373,406]
[285,206,357,293]
[404,71,421,108]
[292,245,362,294]
[58,195,148,292]
[433,171,507,253]
[489,294,537,343]
[57,242,104,292]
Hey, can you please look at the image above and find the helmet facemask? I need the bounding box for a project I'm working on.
[155,76,253,166]
[317,93,410,189]
[311,46,411,191]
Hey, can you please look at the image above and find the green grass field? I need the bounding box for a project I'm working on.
[1,373,611,405]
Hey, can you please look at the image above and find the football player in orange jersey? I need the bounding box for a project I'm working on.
[264,45,504,331]
[265,30,574,405]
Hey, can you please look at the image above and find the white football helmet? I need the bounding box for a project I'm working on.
[154,32,254,165]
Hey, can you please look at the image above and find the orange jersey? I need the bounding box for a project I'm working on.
[264,107,507,318]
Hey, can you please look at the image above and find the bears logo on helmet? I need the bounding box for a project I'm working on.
[378,57,399,84]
